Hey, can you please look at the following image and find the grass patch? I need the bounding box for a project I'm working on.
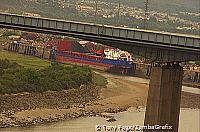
[0,50,50,69]
[0,60,93,94]
[92,72,108,87]
[0,51,107,94]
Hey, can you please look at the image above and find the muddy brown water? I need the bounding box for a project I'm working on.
[1,108,199,132]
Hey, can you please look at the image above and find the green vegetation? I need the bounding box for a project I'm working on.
[0,50,50,69]
[0,29,14,45]
[104,0,200,12]
[0,29,20,37]
[0,51,107,94]
[92,72,107,87]
[0,59,93,94]
[0,29,20,39]
[1,0,198,14]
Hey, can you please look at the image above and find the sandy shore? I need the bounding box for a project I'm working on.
[0,72,199,128]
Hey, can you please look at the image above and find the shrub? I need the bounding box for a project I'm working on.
[0,59,93,94]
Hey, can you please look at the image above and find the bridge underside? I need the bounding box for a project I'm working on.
[0,24,200,63]
[90,38,200,63]
[0,13,199,132]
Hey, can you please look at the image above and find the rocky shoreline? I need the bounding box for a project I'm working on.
[0,100,128,128]
[0,107,116,128]
[182,82,200,89]
[0,85,101,128]
[0,83,128,128]
[1,90,199,128]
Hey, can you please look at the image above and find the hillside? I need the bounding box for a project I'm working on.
[0,0,199,16]
[104,0,200,12]
[0,0,199,35]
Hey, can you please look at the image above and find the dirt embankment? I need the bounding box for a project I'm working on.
[0,72,199,128]
[0,85,99,128]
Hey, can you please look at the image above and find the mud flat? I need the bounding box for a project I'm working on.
[0,72,199,128]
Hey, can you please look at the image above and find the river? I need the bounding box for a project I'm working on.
[1,108,199,132]
[1,73,199,132]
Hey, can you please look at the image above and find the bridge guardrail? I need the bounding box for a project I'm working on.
[0,13,199,49]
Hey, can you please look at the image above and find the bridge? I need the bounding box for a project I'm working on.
[1,13,200,132]
[0,13,200,62]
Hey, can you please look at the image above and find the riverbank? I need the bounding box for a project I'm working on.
[0,71,147,128]
[0,84,100,128]
[0,72,199,128]
[1,108,199,132]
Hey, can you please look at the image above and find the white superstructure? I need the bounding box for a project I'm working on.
[104,48,132,61]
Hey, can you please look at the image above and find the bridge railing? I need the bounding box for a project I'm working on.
[0,13,200,49]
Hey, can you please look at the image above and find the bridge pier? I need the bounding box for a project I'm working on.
[193,72,198,82]
[144,63,183,132]
[132,63,136,75]
[146,64,152,77]
[193,72,200,83]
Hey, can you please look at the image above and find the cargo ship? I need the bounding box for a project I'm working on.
[53,40,134,75]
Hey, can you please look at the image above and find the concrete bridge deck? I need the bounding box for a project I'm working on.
[0,13,200,62]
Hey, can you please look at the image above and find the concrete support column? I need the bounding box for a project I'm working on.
[146,65,152,77]
[132,63,136,75]
[193,72,198,82]
[198,73,200,83]
[8,43,11,51]
[144,64,183,132]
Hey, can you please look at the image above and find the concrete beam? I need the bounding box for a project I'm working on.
[0,13,200,62]
[144,64,183,132]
